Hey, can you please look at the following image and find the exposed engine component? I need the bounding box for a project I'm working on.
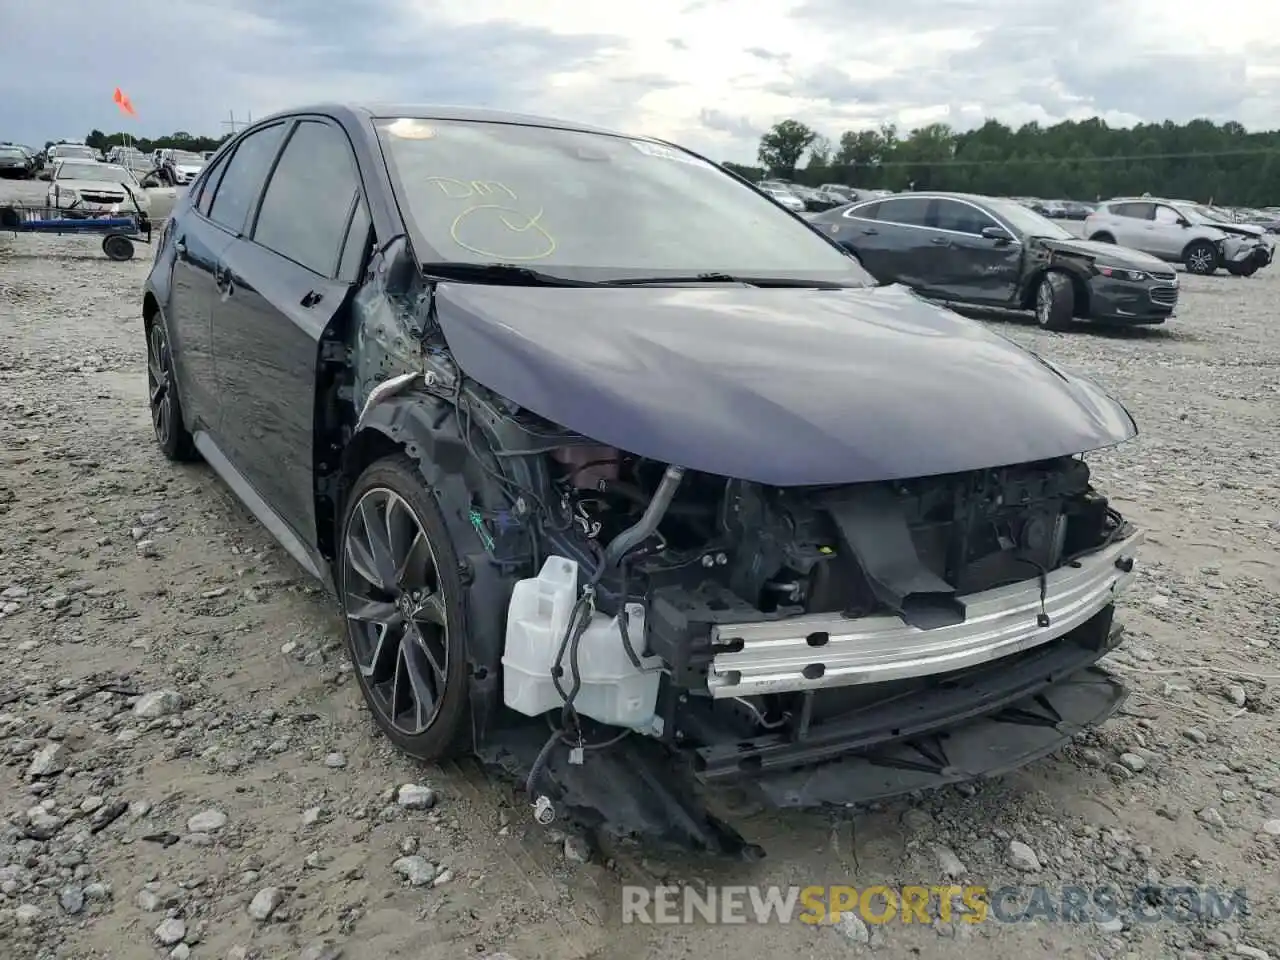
[503,555,663,730]
[461,412,1141,855]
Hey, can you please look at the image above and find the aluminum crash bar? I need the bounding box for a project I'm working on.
[706,530,1142,697]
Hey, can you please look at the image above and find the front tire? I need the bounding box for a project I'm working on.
[339,455,472,762]
[146,321,197,461]
[1184,240,1219,275]
[1034,271,1074,330]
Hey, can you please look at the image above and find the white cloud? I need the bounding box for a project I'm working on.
[2,0,1278,161]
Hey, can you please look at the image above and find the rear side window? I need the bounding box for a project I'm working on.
[1112,202,1154,220]
[252,121,362,277]
[877,196,932,227]
[843,200,881,220]
[207,123,286,234]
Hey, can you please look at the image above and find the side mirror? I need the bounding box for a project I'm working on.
[1177,218,1191,227]
[981,225,1012,241]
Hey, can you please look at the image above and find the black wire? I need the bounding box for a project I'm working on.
[616,559,646,670]
[525,724,563,799]
[544,712,632,749]
[452,377,573,534]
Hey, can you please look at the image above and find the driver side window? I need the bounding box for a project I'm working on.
[932,199,995,235]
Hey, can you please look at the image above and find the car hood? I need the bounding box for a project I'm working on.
[1038,236,1171,271]
[432,282,1137,486]
[1209,220,1265,238]
[54,178,135,192]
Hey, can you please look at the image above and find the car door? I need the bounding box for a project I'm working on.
[1107,202,1154,251]
[868,195,940,292]
[830,199,883,268]
[164,149,233,429]
[928,198,1022,304]
[1149,204,1190,258]
[167,123,287,432]
[211,117,370,546]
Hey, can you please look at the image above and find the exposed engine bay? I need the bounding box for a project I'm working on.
[345,274,1141,858]
[433,381,1140,853]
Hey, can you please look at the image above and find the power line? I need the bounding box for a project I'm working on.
[856,147,1280,168]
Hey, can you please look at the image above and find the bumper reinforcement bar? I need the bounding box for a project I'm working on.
[707,531,1141,697]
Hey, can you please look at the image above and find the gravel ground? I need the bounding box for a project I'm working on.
[1,176,1278,960]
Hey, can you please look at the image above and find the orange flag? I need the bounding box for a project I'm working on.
[113,87,137,118]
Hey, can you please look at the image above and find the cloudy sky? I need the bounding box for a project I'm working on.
[4,0,1280,161]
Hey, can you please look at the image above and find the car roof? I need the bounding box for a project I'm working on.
[850,191,1000,205]
[253,103,637,141]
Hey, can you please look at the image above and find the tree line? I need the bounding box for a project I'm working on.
[63,116,1280,206]
[64,130,233,154]
[726,117,1280,206]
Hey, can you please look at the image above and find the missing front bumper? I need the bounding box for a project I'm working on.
[750,662,1125,807]
[480,610,1130,858]
[707,531,1141,697]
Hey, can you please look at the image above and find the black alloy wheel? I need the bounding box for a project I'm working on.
[146,321,196,461]
[1034,271,1074,331]
[339,457,470,761]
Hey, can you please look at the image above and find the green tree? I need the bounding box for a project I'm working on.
[758,114,1280,205]
[758,119,817,177]
[806,134,834,170]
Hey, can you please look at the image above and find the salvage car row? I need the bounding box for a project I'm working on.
[142,104,1147,855]
[805,188,1273,328]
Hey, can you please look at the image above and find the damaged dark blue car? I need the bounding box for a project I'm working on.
[142,104,1144,858]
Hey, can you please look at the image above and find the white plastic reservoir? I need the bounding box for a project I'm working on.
[503,555,663,729]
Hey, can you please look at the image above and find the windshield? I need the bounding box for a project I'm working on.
[982,197,1074,239]
[1171,203,1219,224]
[0,147,24,159]
[56,162,134,184]
[54,146,96,160]
[171,151,204,164]
[375,117,870,284]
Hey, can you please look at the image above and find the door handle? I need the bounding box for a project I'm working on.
[931,236,950,245]
[174,237,187,258]
[300,290,324,308]
[860,227,878,235]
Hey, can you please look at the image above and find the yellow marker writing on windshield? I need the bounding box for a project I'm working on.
[427,178,517,201]
[450,205,556,261]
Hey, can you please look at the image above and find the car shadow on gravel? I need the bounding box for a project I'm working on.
[952,305,1202,343]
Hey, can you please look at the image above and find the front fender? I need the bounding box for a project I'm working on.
[348,392,525,748]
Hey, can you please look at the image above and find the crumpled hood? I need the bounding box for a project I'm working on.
[1040,237,1172,272]
[433,282,1137,486]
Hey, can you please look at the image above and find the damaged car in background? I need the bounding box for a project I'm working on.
[1085,197,1274,276]
[142,104,1143,857]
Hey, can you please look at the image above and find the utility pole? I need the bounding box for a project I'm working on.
[220,110,253,137]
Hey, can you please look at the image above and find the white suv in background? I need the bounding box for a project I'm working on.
[1084,198,1273,276]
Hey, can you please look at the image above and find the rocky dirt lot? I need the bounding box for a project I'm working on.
[1,176,1278,960]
